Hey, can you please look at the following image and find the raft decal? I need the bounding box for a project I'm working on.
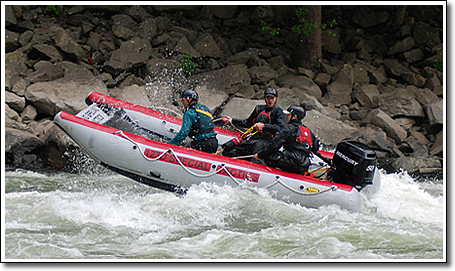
[306,187,320,194]
[144,149,211,172]
[215,165,260,183]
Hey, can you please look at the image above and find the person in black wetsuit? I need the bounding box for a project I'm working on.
[253,105,320,174]
[221,88,286,162]
[168,89,218,153]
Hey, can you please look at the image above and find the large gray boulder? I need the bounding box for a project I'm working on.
[362,108,408,142]
[326,64,354,106]
[105,37,153,73]
[303,110,363,147]
[25,62,107,116]
[374,88,425,118]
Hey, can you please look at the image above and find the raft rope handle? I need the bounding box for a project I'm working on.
[114,130,337,195]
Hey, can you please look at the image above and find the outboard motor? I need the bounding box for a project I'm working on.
[327,141,377,191]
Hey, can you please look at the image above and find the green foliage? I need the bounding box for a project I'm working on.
[45,5,68,16]
[434,60,443,72]
[93,12,105,17]
[260,7,337,37]
[180,55,199,75]
[260,20,280,36]
[292,7,337,37]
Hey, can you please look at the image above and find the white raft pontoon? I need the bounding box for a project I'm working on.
[54,91,380,212]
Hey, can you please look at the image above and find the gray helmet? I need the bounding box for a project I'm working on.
[284,105,306,120]
[264,87,278,98]
[180,88,199,101]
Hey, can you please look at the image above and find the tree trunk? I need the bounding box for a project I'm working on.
[295,5,322,69]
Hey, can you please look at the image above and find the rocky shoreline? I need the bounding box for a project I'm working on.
[5,5,444,180]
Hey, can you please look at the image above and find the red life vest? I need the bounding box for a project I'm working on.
[252,110,271,124]
[295,125,313,146]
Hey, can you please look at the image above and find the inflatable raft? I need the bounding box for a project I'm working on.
[54,91,380,212]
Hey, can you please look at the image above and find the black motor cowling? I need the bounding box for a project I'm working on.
[327,141,377,191]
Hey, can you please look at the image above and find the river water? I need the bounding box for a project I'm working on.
[2,161,445,262]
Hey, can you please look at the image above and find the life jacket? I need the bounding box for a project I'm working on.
[252,107,274,138]
[188,104,215,140]
[292,124,313,153]
[254,110,272,124]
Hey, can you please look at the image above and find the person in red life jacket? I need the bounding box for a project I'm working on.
[221,88,286,162]
[253,105,320,174]
[169,89,218,153]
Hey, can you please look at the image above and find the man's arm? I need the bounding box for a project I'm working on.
[168,110,197,146]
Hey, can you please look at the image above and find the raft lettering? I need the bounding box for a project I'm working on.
[144,149,211,171]
[216,165,260,183]
[335,151,359,166]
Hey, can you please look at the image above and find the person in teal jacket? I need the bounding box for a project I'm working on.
[168,89,218,153]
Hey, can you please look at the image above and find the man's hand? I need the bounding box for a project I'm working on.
[253,153,260,160]
[222,116,232,124]
[254,122,265,131]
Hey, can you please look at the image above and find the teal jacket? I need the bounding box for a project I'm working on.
[168,104,217,146]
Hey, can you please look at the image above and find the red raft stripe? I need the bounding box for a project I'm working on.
[58,111,354,192]
[87,91,241,138]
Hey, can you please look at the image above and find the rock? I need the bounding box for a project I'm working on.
[429,130,443,157]
[403,49,424,63]
[25,64,107,116]
[112,24,137,41]
[351,7,389,28]
[303,110,363,147]
[424,73,442,93]
[214,5,237,19]
[388,36,415,56]
[299,92,331,116]
[109,84,152,108]
[5,104,22,129]
[374,88,425,118]
[413,22,441,49]
[352,84,380,108]
[50,24,89,61]
[383,58,412,78]
[5,5,17,26]
[425,98,443,127]
[226,49,260,67]
[394,117,416,131]
[220,97,264,120]
[192,33,224,59]
[5,30,21,52]
[105,37,153,73]
[195,85,229,114]
[248,65,278,85]
[128,6,153,22]
[31,44,65,62]
[353,64,370,85]
[174,36,201,58]
[27,61,65,84]
[5,127,43,168]
[5,91,26,113]
[21,105,38,123]
[313,73,331,91]
[326,64,354,105]
[392,156,441,175]
[19,30,34,47]
[362,108,407,142]
[140,18,158,43]
[277,73,322,99]
[190,64,251,95]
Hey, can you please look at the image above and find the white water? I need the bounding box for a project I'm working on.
[2,168,445,262]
